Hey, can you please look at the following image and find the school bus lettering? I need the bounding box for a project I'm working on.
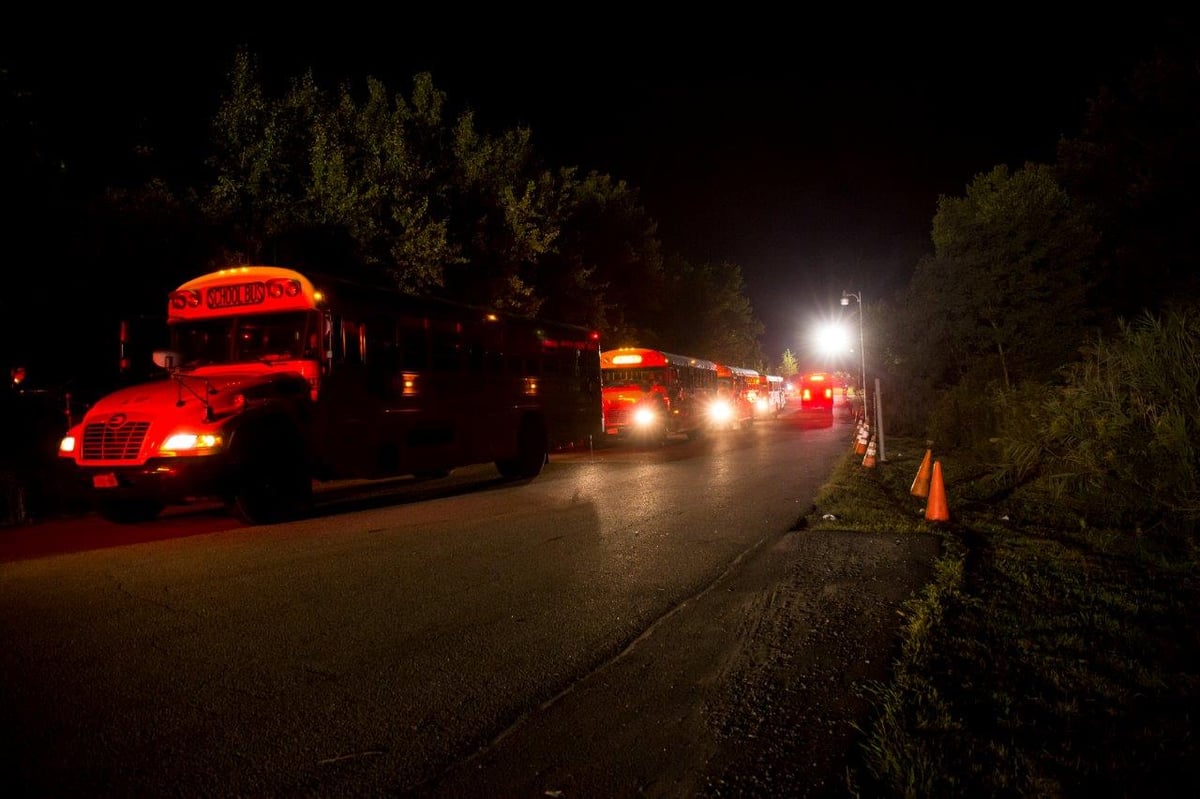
[206,281,267,309]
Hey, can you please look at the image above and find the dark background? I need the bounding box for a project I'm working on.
[1,10,1187,372]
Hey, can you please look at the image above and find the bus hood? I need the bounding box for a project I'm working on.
[81,371,309,423]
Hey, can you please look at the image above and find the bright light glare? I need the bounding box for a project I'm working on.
[709,399,733,423]
[813,323,851,356]
[633,406,658,427]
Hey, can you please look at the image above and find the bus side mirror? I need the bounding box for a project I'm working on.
[152,350,180,371]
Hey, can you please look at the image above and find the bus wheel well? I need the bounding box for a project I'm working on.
[225,416,312,524]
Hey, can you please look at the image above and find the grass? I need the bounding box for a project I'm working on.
[810,436,1200,798]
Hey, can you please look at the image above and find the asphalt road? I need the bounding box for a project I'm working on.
[0,408,940,797]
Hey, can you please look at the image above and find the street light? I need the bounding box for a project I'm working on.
[841,290,867,421]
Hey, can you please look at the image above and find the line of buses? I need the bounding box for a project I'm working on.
[54,264,837,526]
[599,347,790,445]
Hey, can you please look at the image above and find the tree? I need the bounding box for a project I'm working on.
[659,257,764,366]
[908,163,1098,391]
[536,170,664,340]
[778,349,799,379]
[204,52,456,291]
[196,49,768,362]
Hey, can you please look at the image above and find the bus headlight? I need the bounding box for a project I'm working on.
[755,399,769,413]
[59,435,77,455]
[709,399,732,424]
[633,406,659,427]
[159,432,223,456]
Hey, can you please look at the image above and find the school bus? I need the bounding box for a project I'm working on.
[711,363,759,430]
[746,373,787,419]
[600,348,718,443]
[766,374,787,416]
[58,266,602,524]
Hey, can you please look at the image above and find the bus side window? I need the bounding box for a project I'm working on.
[431,322,462,373]
[398,319,427,371]
[321,313,334,366]
[365,317,398,396]
[340,319,363,365]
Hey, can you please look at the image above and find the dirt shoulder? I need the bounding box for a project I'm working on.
[419,528,942,798]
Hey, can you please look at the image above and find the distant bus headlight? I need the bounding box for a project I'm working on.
[709,400,732,424]
[633,406,658,427]
[755,399,769,413]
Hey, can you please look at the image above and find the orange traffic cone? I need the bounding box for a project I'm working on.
[855,423,869,455]
[910,448,933,498]
[925,461,949,522]
[862,436,877,468]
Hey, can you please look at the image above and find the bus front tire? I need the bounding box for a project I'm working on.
[226,437,312,525]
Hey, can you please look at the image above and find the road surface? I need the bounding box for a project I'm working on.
[0,408,940,796]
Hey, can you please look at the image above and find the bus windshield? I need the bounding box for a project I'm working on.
[602,367,665,387]
[170,311,319,368]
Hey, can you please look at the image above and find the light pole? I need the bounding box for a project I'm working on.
[841,290,866,421]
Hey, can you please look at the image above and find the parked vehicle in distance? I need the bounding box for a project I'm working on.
[600,348,717,443]
[747,373,787,419]
[797,371,835,419]
[711,363,758,430]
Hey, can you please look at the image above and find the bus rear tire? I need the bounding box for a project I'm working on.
[496,416,548,480]
[97,499,163,524]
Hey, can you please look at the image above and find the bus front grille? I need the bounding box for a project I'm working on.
[604,407,630,427]
[82,422,151,461]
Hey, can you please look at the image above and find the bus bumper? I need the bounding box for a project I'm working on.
[71,457,229,505]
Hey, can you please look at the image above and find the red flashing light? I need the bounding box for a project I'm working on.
[169,289,202,310]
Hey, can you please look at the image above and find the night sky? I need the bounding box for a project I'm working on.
[3,11,1186,364]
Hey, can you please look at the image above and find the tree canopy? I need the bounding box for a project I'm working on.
[195,49,763,359]
[902,163,1097,392]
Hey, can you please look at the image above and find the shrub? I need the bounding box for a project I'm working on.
[994,310,1200,534]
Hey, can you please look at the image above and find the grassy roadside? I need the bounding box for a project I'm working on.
[806,434,1200,798]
